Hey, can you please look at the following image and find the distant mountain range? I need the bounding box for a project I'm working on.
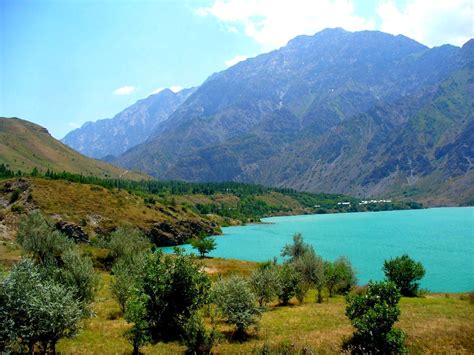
[0,117,147,180]
[62,88,195,159]
[63,28,473,205]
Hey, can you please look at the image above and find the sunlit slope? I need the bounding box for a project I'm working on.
[0,117,148,180]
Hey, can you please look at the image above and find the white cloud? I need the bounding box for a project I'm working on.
[225,54,250,67]
[149,87,165,95]
[377,0,473,47]
[170,85,183,93]
[68,122,81,129]
[196,0,375,51]
[113,86,136,95]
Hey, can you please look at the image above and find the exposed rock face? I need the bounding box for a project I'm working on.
[55,221,89,243]
[147,220,219,247]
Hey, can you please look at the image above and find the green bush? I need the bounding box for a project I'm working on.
[212,276,261,337]
[383,255,425,297]
[182,313,218,355]
[9,188,21,204]
[344,280,406,354]
[0,259,82,353]
[250,261,279,306]
[324,256,357,297]
[124,249,210,344]
[293,248,325,303]
[107,226,151,263]
[281,233,312,262]
[276,263,301,305]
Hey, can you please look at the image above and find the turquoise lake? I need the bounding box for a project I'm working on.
[171,207,474,292]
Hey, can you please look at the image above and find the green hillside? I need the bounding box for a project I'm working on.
[0,117,148,180]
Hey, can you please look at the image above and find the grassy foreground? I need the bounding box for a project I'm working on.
[56,258,474,354]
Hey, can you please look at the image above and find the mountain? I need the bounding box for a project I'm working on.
[115,29,473,205]
[61,87,195,159]
[0,117,148,180]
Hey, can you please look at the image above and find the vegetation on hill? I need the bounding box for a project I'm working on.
[0,117,147,180]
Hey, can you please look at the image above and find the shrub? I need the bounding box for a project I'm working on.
[324,256,357,297]
[182,313,218,355]
[124,293,150,355]
[250,261,279,306]
[383,254,425,297]
[111,253,146,313]
[276,263,301,305]
[212,276,261,337]
[293,248,325,303]
[107,226,151,262]
[16,210,73,265]
[190,234,217,258]
[344,280,406,354]
[9,188,21,204]
[0,259,82,353]
[124,249,210,343]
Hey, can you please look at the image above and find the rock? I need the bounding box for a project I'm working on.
[55,221,89,243]
[147,220,220,247]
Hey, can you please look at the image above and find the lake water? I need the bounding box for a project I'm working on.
[172,207,474,292]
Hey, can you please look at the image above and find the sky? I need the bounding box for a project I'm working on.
[1,0,473,139]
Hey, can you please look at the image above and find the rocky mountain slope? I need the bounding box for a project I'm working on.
[115,29,473,205]
[62,87,195,159]
[0,117,147,180]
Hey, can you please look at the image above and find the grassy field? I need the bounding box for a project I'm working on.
[56,258,474,354]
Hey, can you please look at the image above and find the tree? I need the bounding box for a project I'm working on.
[324,257,357,297]
[276,263,301,305]
[181,313,218,355]
[281,233,312,262]
[107,226,151,262]
[344,280,406,354]
[293,248,325,303]
[383,255,425,297]
[0,259,82,354]
[249,261,279,306]
[124,249,210,343]
[111,253,146,313]
[212,276,261,337]
[190,234,217,258]
[124,293,150,355]
[16,210,73,265]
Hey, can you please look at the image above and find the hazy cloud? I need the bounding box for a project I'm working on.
[225,54,250,67]
[68,122,81,129]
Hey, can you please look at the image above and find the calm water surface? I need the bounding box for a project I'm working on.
[172,207,474,292]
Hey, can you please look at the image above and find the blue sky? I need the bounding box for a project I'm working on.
[1,0,472,139]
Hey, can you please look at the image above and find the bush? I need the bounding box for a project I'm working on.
[281,233,312,262]
[182,313,218,355]
[293,248,325,303]
[124,249,210,344]
[9,188,21,204]
[324,256,357,297]
[0,259,82,353]
[383,255,425,297]
[190,234,217,258]
[344,280,406,354]
[107,226,151,262]
[16,210,73,265]
[111,253,146,313]
[276,263,301,305]
[212,276,261,337]
[250,261,279,306]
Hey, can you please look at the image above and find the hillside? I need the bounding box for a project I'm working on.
[115,29,473,205]
[0,117,147,180]
[61,87,196,159]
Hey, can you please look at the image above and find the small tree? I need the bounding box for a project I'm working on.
[107,226,151,262]
[324,257,357,297]
[281,233,312,262]
[0,259,82,353]
[124,293,150,355]
[124,249,210,343]
[111,253,146,313]
[276,263,301,305]
[344,280,406,354]
[181,313,218,355]
[293,248,325,303]
[16,210,73,265]
[212,276,261,338]
[250,261,279,307]
[190,234,217,258]
[383,255,425,297]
